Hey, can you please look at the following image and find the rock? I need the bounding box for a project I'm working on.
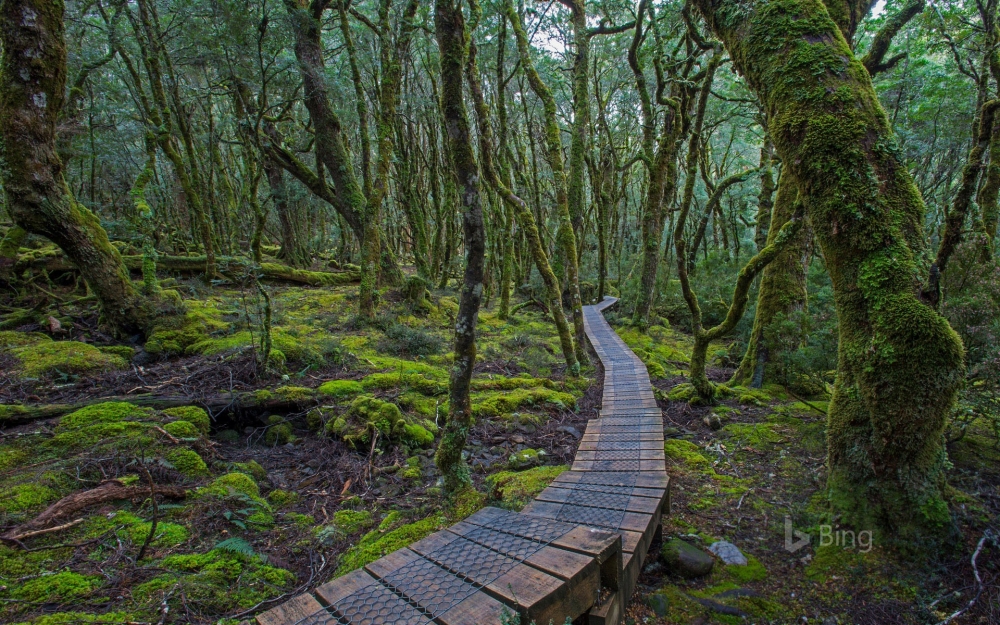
[646,592,669,617]
[708,540,748,566]
[557,425,582,439]
[663,426,682,438]
[703,413,723,430]
[511,434,526,444]
[661,538,714,578]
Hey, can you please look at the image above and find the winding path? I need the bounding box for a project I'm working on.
[258,298,669,625]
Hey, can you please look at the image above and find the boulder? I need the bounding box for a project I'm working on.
[708,540,748,566]
[662,538,714,578]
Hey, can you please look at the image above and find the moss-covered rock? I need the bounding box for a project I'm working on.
[267,489,299,508]
[165,449,209,477]
[2,334,128,378]
[265,416,293,445]
[49,402,152,450]
[325,395,408,448]
[162,406,211,435]
[403,423,434,447]
[507,448,545,469]
[361,372,445,396]
[163,419,201,439]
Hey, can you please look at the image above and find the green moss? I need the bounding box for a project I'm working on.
[163,419,201,439]
[97,345,135,360]
[487,465,568,509]
[401,456,422,480]
[126,520,190,549]
[333,509,374,534]
[284,512,315,527]
[273,386,315,402]
[507,448,545,468]
[722,423,783,448]
[0,447,28,471]
[166,448,209,477]
[335,514,445,575]
[2,336,127,378]
[154,549,296,612]
[10,341,128,378]
[403,423,434,447]
[317,379,364,398]
[12,571,99,602]
[265,416,293,445]
[664,439,713,472]
[162,406,211,435]
[267,489,299,508]
[49,402,152,452]
[362,372,445,396]
[211,472,259,497]
[720,553,768,583]
[326,395,407,448]
[470,387,575,418]
[0,403,31,422]
[230,460,267,481]
[144,300,229,357]
[0,483,59,513]
[469,376,555,391]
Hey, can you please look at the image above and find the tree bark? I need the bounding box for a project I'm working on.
[697,0,965,539]
[433,0,486,495]
[0,0,151,336]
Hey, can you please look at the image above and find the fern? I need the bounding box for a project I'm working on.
[214,537,256,557]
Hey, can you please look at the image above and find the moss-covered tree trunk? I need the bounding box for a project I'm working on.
[731,169,811,387]
[434,0,485,495]
[507,0,586,370]
[466,7,578,373]
[697,0,965,538]
[0,0,151,336]
[754,139,775,251]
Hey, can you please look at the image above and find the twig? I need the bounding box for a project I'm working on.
[153,426,180,444]
[936,528,995,624]
[7,518,85,541]
[136,466,159,561]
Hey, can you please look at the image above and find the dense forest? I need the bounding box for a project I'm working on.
[0,0,998,622]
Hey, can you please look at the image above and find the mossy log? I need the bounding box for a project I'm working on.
[0,391,322,427]
[11,252,360,286]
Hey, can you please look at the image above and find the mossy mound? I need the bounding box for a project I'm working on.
[325,395,435,449]
[487,465,568,509]
[317,379,364,398]
[49,402,153,450]
[162,406,211,435]
[164,419,201,439]
[166,449,209,477]
[470,387,575,418]
[0,332,128,378]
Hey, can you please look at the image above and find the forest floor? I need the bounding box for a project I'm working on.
[0,273,997,624]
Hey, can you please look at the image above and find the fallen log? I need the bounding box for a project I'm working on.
[1,479,188,545]
[10,252,361,287]
[0,390,322,426]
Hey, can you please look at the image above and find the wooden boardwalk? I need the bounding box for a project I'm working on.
[258,298,668,625]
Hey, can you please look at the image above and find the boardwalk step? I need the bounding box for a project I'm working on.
[256,298,669,625]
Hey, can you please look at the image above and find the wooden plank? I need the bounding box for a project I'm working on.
[256,594,330,625]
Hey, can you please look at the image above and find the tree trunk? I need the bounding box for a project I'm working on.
[0,0,150,336]
[731,169,810,388]
[507,0,586,369]
[434,0,486,495]
[697,0,965,539]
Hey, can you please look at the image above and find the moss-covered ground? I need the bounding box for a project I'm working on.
[0,278,593,624]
